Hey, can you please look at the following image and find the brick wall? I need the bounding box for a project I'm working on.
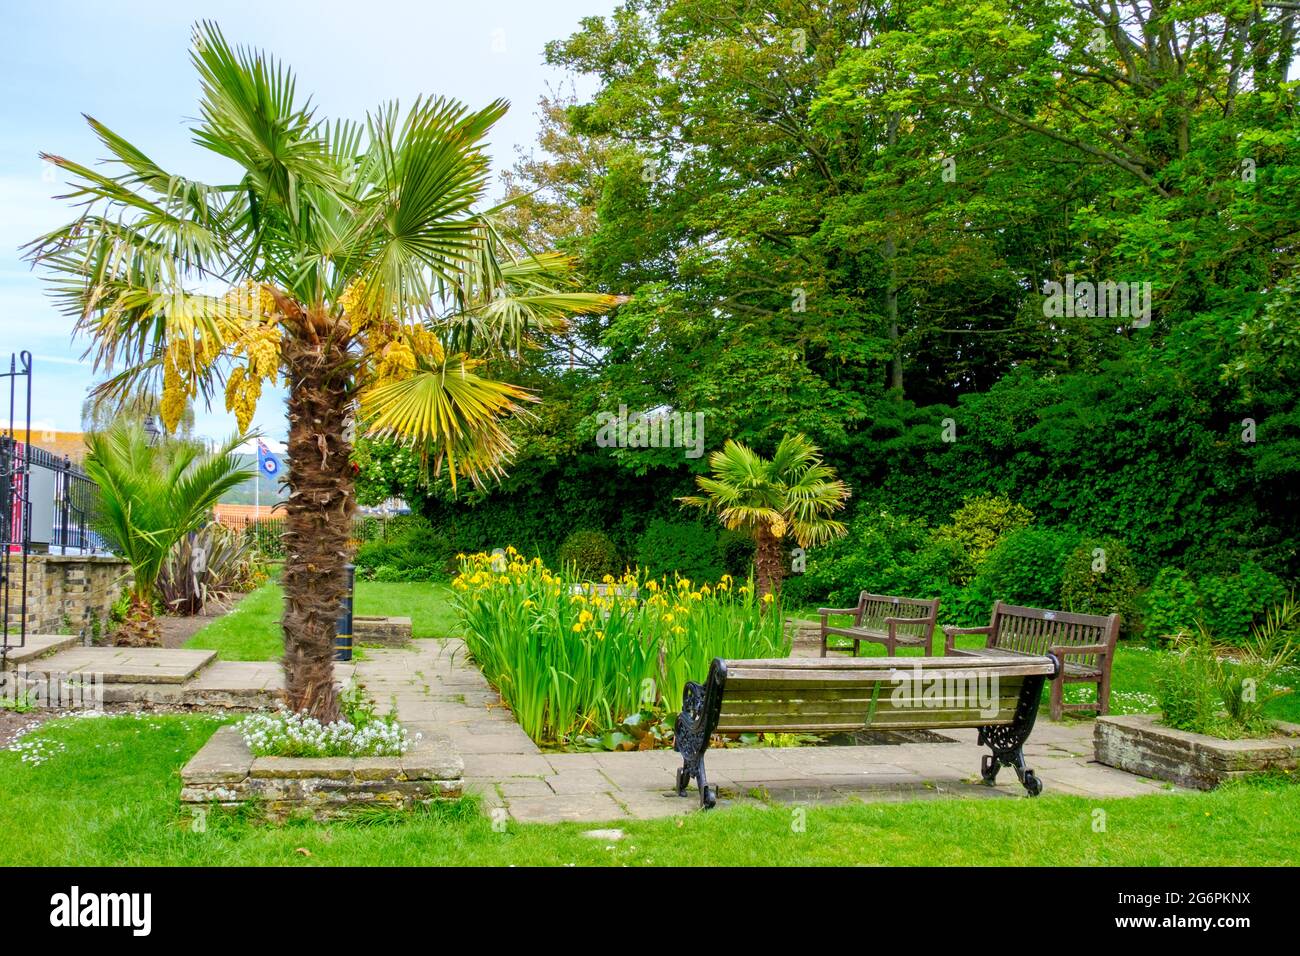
[2,553,131,642]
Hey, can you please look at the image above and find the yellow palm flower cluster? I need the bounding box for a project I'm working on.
[156,281,283,434]
[375,337,416,380]
[224,365,261,434]
[158,330,222,432]
[339,279,375,335]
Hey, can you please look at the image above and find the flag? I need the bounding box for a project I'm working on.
[256,439,281,479]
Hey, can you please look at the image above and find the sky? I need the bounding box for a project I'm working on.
[0,0,617,450]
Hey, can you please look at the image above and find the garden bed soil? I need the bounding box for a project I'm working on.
[0,709,60,748]
[96,604,229,648]
[156,607,227,648]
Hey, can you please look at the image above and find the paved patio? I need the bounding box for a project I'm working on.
[356,639,1181,824]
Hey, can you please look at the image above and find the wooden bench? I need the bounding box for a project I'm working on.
[672,654,1060,807]
[818,592,941,657]
[943,602,1121,721]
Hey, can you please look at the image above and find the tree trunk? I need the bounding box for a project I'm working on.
[280,331,355,722]
[113,593,160,647]
[754,524,784,600]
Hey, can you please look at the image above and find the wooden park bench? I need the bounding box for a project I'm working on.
[672,654,1060,808]
[818,592,941,657]
[943,602,1121,721]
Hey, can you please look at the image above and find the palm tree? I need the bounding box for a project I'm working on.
[679,434,851,598]
[83,422,251,646]
[26,22,621,719]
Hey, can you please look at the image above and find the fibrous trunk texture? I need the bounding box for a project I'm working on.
[113,593,161,647]
[281,332,355,722]
[754,525,784,600]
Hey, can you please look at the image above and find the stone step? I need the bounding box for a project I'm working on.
[27,647,217,684]
[1,634,81,668]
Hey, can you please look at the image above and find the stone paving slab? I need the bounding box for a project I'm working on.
[505,792,628,824]
[33,647,216,684]
[0,634,80,667]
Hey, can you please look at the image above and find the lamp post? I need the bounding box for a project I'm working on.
[142,416,161,446]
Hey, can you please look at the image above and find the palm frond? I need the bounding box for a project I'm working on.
[359,358,536,490]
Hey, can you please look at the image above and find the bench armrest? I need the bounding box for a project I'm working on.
[943,624,992,653]
[818,607,861,616]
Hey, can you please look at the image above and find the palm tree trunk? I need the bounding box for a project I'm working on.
[280,332,355,722]
[754,525,784,599]
[114,592,161,647]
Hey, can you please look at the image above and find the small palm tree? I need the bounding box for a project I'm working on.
[83,422,251,646]
[679,434,851,597]
[27,22,621,719]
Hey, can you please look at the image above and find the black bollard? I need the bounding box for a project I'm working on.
[334,563,355,662]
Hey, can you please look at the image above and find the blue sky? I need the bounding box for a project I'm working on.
[0,0,616,448]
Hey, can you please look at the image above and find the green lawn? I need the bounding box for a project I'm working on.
[184,578,458,661]
[0,713,1296,866]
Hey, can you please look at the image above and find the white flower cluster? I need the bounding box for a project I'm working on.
[11,736,67,766]
[235,707,411,758]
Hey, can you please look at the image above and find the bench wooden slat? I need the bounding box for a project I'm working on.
[719,692,1023,715]
[716,712,1019,732]
[726,655,1056,671]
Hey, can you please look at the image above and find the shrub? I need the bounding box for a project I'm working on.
[158,522,269,614]
[932,494,1034,583]
[1142,562,1287,643]
[719,529,756,578]
[1156,598,1300,738]
[968,526,1080,612]
[635,519,724,582]
[557,529,621,580]
[1141,568,1200,638]
[354,518,453,581]
[1199,563,1288,642]
[1060,538,1140,628]
[789,509,972,615]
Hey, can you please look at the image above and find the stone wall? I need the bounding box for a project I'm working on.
[2,553,131,642]
[181,725,464,821]
[354,615,413,646]
[1095,714,1300,789]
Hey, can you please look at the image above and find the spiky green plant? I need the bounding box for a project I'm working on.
[83,422,251,645]
[1158,595,1300,738]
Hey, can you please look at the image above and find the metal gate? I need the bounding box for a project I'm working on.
[1,351,32,664]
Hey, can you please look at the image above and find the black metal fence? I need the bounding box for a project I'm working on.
[0,436,104,555]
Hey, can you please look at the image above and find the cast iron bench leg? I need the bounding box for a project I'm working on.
[977,669,1051,797]
[674,680,718,809]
